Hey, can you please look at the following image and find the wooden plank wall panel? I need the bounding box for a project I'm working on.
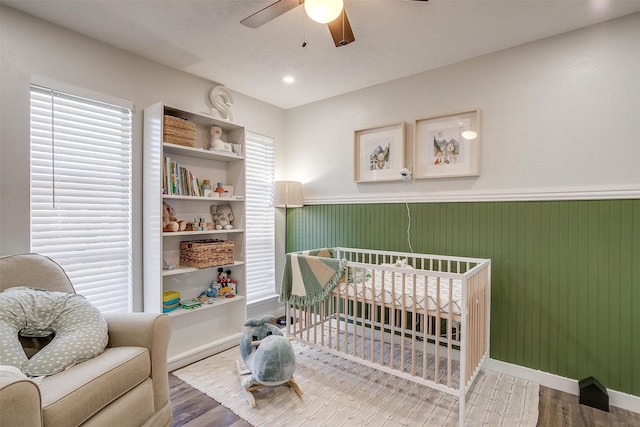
[286,199,639,396]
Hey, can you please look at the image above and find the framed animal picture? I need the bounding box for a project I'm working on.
[354,121,407,183]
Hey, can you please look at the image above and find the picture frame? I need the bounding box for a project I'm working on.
[414,109,480,179]
[354,121,407,183]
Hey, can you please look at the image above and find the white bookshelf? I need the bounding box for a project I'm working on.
[143,102,247,369]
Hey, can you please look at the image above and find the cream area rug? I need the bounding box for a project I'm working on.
[173,342,538,426]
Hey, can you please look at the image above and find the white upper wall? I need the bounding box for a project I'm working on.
[285,12,640,203]
[0,6,286,253]
[0,6,286,308]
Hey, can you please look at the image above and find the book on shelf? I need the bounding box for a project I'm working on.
[163,155,204,197]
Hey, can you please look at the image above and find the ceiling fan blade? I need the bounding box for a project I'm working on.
[241,0,302,29]
[327,9,355,47]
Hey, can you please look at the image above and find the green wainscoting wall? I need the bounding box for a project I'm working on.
[286,199,639,396]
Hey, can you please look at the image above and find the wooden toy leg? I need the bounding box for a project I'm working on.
[235,359,257,408]
[287,376,303,397]
[236,360,303,408]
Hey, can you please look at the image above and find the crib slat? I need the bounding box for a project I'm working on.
[320,300,325,346]
[354,266,359,357]
[400,272,406,373]
[378,270,385,366]
[423,308,428,381]
[328,295,333,350]
[435,277,440,384]
[360,270,367,360]
[411,272,417,377]
[389,270,396,370]
[341,277,347,353]
[370,290,376,364]
[305,304,310,343]
[447,278,453,388]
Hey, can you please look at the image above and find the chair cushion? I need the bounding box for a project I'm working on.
[39,346,151,426]
[0,286,108,376]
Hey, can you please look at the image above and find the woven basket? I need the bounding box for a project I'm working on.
[163,115,196,147]
[180,239,234,269]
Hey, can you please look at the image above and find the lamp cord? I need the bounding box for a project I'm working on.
[405,202,414,253]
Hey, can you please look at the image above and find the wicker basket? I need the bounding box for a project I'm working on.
[163,115,196,147]
[180,239,234,269]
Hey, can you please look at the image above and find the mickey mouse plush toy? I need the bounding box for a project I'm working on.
[217,267,236,297]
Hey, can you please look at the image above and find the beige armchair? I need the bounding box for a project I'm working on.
[0,254,172,427]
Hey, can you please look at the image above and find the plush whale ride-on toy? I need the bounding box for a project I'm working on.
[236,315,302,407]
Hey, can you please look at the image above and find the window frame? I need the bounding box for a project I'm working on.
[29,83,133,313]
[244,131,276,303]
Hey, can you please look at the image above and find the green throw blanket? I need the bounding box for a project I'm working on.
[279,248,346,307]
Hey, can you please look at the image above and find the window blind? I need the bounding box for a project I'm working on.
[245,132,276,302]
[30,85,133,313]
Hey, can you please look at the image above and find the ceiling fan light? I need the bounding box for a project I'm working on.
[304,0,344,24]
[461,130,478,140]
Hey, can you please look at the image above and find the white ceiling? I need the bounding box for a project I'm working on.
[4,0,640,109]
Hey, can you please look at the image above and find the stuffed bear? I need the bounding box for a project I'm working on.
[210,204,234,230]
[162,201,186,232]
[239,315,296,389]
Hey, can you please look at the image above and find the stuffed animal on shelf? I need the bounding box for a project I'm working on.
[238,316,298,391]
[197,284,217,304]
[217,268,230,282]
[162,201,186,232]
[217,268,236,297]
[209,126,233,152]
[210,204,234,230]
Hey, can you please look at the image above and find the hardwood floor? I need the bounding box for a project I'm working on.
[536,386,640,427]
[169,374,640,426]
[169,374,251,427]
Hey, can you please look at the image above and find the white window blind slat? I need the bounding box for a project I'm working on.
[30,84,132,313]
[245,132,276,302]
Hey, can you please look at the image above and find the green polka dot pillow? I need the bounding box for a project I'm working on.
[0,286,108,377]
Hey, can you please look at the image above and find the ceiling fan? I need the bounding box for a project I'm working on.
[241,0,428,48]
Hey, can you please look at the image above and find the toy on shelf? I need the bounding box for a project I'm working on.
[217,268,236,298]
[236,315,302,408]
[163,201,186,232]
[201,180,213,197]
[210,204,234,230]
[197,282,219,304]
[162,290,180,313]
[209,126,233,152]
[179,299,202,310]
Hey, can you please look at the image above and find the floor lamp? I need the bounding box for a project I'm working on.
[274,181,303,328]
[274,180,304,253]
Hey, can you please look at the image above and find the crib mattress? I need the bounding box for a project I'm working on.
[334,272,462,315]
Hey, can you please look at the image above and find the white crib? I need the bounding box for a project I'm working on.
[284,247,491,426]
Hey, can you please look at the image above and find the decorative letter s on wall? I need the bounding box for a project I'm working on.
[209,86,234,122]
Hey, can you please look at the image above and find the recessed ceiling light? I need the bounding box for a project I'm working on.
[283,76,295,84]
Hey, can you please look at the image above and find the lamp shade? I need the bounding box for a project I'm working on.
[304,0,344,24]
[274,181,303,207]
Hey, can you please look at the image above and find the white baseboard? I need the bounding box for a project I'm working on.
[247,294,284,320]
[486,358,640,415]
[168,333,240,372]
